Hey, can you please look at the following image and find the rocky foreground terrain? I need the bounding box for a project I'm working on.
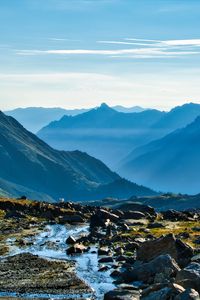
[0,197,200,299]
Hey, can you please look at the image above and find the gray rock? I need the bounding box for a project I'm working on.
[98,248,110,256]
[60,214,85,224]
[122,211,146,220]
[122,254,180,284]
[66,244,88,255]
[104,287,140,300]
[120,201,156,218]
[66,235,76,245]
[147,222,165,229]
[175,288,200,300]
[98,265,110,272]
[142,283,184,300]
[99,256,114,263]
[137,233,193,268]
[175,262,200,293]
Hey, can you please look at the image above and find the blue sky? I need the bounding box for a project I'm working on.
[1,0,200,110]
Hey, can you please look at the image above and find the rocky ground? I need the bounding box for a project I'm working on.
[0,197,200,299]
[0,253,91,294]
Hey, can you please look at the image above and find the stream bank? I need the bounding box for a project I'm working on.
[2,224,116,300]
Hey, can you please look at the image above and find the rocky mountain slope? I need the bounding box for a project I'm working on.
[119,116,200,194]
[0,111,155,201]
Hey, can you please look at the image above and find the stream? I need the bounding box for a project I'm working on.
[3,224,116,300]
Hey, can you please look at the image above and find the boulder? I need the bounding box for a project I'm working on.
[66,244,88,255]
[60,214,85,224]
[175,262,200,293]
[104,287,140,300]
[111,269,121,278]
[115,247,124,256]
[175,288,200,300]
[99,257,114,263]
[137,234,193,268]
[98,265,109,272]
[116,255,127,262]
[121,201,156,217]
[194,237,200,245]
[122,254,180,284]
[162,210,188,221]
[5,210,25,219]
[125,242,139,251]
[122,211,146,220]
[147,222,165,229]
[90,214,108,228]
[96,209,119,222]
[121,223,130,231]
[66,235,76,245]
[98,248,110,256]
[141,283,185,300]
[90,209,119,229]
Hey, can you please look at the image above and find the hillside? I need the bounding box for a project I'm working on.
[38,103,164,167]
[119,116,200,194]
[0,111,155,201]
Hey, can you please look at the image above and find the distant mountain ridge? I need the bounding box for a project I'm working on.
[5,104,147,133]
[119,115,200,194]
[0,111,155,201]
[152,102,200,132]
[112,105,146,113]
[38,103,165,167]
[5,107,90,133]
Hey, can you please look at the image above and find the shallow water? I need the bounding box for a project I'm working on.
[4,224,116,300]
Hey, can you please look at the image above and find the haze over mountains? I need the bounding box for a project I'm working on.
[5,107,90,133]
[0,111,155,201]
[38,103,164,167]
[3,102,200,196]
[119,115,200,194]
[37,102,200,169]
[5,105,145,133]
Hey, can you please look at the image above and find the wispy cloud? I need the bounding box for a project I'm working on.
[16,38,200,59]
[163,39,200,46]
[97,40,151,46]
[49,38,81,42]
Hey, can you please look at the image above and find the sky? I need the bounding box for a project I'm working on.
[1,0,200,110]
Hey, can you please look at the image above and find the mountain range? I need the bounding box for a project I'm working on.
[38,103,164,167]
[5,105,146,133]
[0,111,155,201]
[119,115,200,194]
[37,102,200,168]
[5,107,89,133]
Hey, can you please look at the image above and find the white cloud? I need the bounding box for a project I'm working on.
[125,38,162,43]
[16,47,199,58]
[16,38,200,59]
[163,39,200,46]
[97,40,151,46]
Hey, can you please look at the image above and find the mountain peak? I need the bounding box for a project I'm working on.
[96,102,116,113]
[100,102,109,108]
